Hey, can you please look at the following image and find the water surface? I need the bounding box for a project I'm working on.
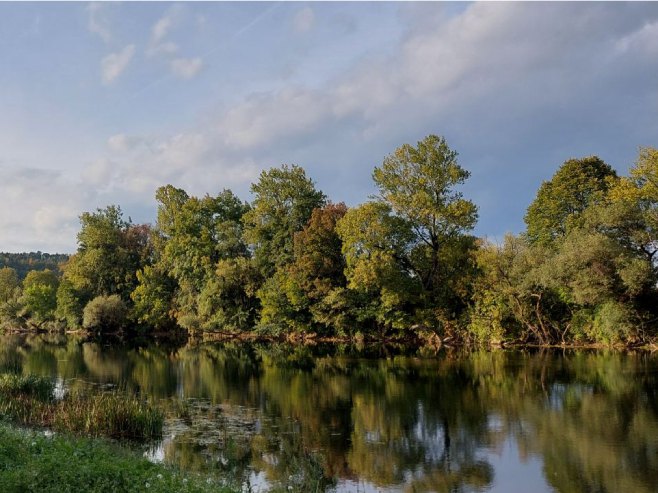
[1,334,657,492]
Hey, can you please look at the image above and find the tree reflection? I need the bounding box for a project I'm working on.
[1,334,657,493]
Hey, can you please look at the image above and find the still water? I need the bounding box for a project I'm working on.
[1,334,657,492]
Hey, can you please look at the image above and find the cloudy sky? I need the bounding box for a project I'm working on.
[1,2,657,253]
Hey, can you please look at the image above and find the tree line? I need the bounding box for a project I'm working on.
[0,252,68,280]
[1,136,656,345]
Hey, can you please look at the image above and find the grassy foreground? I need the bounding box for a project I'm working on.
[0,423,237,493]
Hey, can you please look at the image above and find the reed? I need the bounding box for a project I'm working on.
[52,392,164,440]
[0,373,163,441]
[0,374,54,401]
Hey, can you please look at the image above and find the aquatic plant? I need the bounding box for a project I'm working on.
[0,373,163,440]
[0,373,54,401]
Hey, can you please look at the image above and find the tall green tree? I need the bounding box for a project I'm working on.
[20,269,59,327]
[62,206,148,301]
[243,165,326,277]
[339,134,478,332]
[0,267,19,304]
[606,147,658,269]
[135,186,256,332]
[524,156,617,246]
[336,201,418,331]
[259,203,349,333]
[373,134,478,295]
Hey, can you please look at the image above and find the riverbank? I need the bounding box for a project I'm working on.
[3,325,657,351]
[0,423,237,493]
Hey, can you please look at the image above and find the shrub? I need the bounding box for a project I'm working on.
[83,295,128,333]
[590,301,634,344]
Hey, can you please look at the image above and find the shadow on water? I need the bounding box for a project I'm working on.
[1,333,657,492]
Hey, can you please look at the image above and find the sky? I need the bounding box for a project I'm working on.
[1,1,657,253]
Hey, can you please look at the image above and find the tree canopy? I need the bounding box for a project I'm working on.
[524,156,617,246]
[1,139,657,347]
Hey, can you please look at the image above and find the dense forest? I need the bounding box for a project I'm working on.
[1,136,656,346]
[0,252,68,279]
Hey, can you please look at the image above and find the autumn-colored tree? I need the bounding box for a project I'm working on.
[259,203,349,333]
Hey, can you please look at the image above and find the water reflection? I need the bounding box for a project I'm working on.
[1,334,657,492]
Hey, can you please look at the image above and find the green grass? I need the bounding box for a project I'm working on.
[0,374,54,401]
[0,423,238,493]
[0,373,163,440]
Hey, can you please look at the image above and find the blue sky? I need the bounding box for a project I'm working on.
[1,2,657,253]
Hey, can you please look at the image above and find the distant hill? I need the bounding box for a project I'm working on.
[0,252,70,279]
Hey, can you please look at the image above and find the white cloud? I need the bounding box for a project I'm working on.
[107,134,144,152]
[615,20,658,56]
[150,41,179,57]
[151,11,175,45]
[170,57,203,79]
[81,159,116,186]
[217,88,330,150]
[146,6,204,80]
[147,6,182,57]
[8,3,658,253]
[89,3,658,207]
[103,131,260,198]
[87,2,111,43]
[294,7,315,33]
[101,44,135,85]
[0,167,82,253]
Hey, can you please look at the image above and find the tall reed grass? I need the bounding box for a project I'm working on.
[52,392,164,440]
[0,374,54,401]
[0,373,163,440]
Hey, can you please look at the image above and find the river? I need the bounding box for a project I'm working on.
[1,334,657,492]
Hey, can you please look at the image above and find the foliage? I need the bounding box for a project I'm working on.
[0,267,19,304]
[82,295,128,333]
[131,265,178,329]
[524,156,617,246]
[19,269,59,327]
[337,201,418,331]
[259,203,350,334]
[469,149,658,345]
[3,139,658,345]
[55,279,84,330]
[62,206,150,305]
[243,164,326,277]
[0,252,68,279]
[335,135,479,333]
[141,186,256,333]
[469,235,570,345]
